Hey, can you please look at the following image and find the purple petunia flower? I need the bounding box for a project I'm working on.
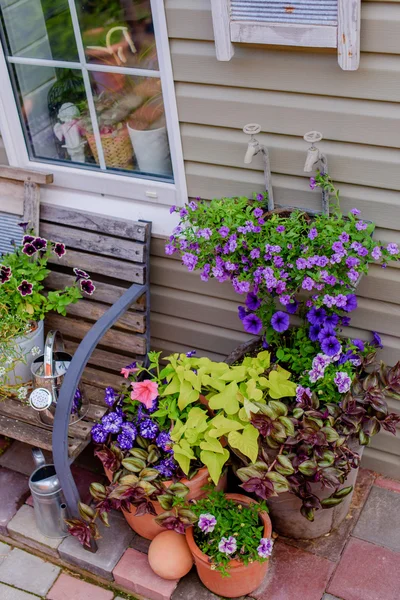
[250,248,260,260]
[274,256,284,268]
[243,313,263,335]
[218,536,237,555]
[296,258,307,270]
[54,242,66,258]
[256,194,264,201]
[32,237,47,251]
[357,246,368,257]
[22,243,36,256]
[315,255,329,267]
[186,350,196,357]
[17,280,33,296]
[199,228,212,240]
[302,277,314,291]
[165,244,176,255]
[179,208,188,218]
[324,313,339,328]
[341,316,351,327]
[257,538,274,558]
[104,387,116,407]
[371,331,383,348]
[321,336,341,357]
[318,325,335,343]
[169,205,177,214]
[323,294,336,308]
[200,263,211,281]
[91,423,108,444]
[271,311,290,333]
[188,201,198,211]
[310,177,317,190]
[18,222,29,232]
[346,256,360,268]
[309,324,322,342]
[350,208,361,216]
[276,225,285,233]
[198,513,217,534]
[139,418,159,439]
[286,300,299,315]
[121,422,137,440]
[253,207,263,218]
[343,294,357,312]
[101,412,123,434]
[0,265,11,284]
[332,241,344,253]
[232,278,250,294]
[352,339,365,352]
[80,279,96,295]
[73,268,90,281]
[371,246,382,260]
[117,432,134,450]
[339,232,350,243]
[334,371,352,394]
[238,305,247,321]
[387,243,399,255]
[307,306,327,326]
[22,234,35,244]
[156,431,172,452]
[335,294,348,309]
[155,457,177,478]
[356,221,367,231]
[182,253,198,272]
[296,385,312,403]
[245,292,261,311]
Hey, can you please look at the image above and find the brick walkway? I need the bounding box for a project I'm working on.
[0,440,399,600]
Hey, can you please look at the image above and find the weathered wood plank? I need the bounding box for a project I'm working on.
[40,203,148,242]
[0,165,53,185]
[48,249,145,284]
[45,272,146,309]
[82,367,125,390]
[23,181,40,233]
[66,299,146,334]
[338,0,362,70]
[46,313,147,355]
[230,22,337,48]
[65,341,140,373]
[0,180,24,215]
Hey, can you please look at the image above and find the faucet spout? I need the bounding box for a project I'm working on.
[304,147,320,172]
[244,140,259,164]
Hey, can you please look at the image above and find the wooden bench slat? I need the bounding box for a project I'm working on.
[40,204,149,242]
[46,272,146,309]
[0,165,53,185]
[82,366,125,390]
[66,299,146,334]
[48,249,146,283]
[65,341,138,374]
[46,314,147,355]
[40,222,145,263]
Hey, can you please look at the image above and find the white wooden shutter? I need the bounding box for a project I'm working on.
[211,0,361,71]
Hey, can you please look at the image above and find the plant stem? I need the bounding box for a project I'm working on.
[268,444,284,472]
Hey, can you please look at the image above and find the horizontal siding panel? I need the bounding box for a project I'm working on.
[184,163,400,229]
[0,136,7,165]
[166,0,400,55]
[181,124,400,191]
[171,40,400,102]
[176,83,400,149]
[362,447,400,479]
[151,337,226,362]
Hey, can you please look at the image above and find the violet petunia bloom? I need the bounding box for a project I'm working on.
[18,222,29,232]
[387,243,399,255]
[91,423,108,444]
[355,221,367,231]
[309,324,322,342]
[198,513,217,534]
[80,279,96,295]
[296,258,307,270]
[169,205,177,214]
[188,201,198,211]
[117,432,134,450]
[285,300,299,315]
[371,246,382,260]
[371,331,383,348]
[334,371,352,394]
[182,253,198,272]
[302,277,314,291]
[318,325,336,344]
[276,225,285,233]
[321,336,341,357]
[54,242,66,258]
[253,207,263,218]
[165,244,176,255]
[101,412,123,434]
[17,280,33,296]
[22,243,36,256]
[250,248,261,260]
[352,339,365,352]
[73,268,90,281]
[343,294,357,312]
[156,431,172,452]
[155,457,177,478]
[238,305,247,321]
[307,307,327,325]
[339,232,350,243]
[104,387,116,406]
[324,313,339,328]
[32,237,47,251]
[335,294,348,309]
[309,177,317,190]
[296,385,312,403]
[271,311,290,333]
[257,538,274,558]
[245,292,261,311]
[323,294,336,308]
[179,208,188,218]
[139,418,159,439]
[218,536,237,555]
[350,208,361,216]
[243,313,263,335]
[0,265,11,284]
[186,350,196,357]
[121,422,137,440]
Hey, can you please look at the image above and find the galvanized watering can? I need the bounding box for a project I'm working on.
[28,330,89,426]
[29,448,69,538]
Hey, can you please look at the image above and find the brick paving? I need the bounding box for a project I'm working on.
[0,439,399,600]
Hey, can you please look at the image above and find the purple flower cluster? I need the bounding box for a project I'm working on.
[334,371,352,393]
[198,513,217,533]
[257,537,273,558]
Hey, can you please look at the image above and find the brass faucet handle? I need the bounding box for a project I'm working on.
[304,131,323,145]
[243,123,261,137]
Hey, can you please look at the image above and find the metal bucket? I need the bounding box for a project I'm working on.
[29,448,69,538]
[29,330,89,426]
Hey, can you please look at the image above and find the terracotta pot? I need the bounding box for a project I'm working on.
[106,466,228,540]
[186,493,272,598]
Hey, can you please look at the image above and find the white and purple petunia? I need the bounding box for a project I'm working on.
[198,513,217,534]
[257,537,274,558]
[334,371,352,394]
[218,536,237,555]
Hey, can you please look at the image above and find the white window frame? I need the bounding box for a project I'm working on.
[0,0,187,207]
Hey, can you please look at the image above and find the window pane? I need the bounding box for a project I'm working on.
[81,73,173,180]
[10,64,100,168]
[0,0,78,62]
[75,0,158,71]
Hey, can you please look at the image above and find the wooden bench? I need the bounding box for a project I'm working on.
[0,193,151,461]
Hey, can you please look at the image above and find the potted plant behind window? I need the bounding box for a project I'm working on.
[0,224,95,399]
[166,174,400,538]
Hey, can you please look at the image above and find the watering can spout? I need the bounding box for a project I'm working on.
[32,447,46,469]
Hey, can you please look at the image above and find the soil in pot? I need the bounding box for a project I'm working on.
[185,493,272,598]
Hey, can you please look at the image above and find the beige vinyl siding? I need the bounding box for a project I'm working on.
[154,0,400,477]
[0,136,7,165]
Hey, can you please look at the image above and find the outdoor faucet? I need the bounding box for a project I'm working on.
[243,124,274,211]
[303,131,329,215]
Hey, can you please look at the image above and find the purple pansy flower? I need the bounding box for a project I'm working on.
[104,387,116,407]
[54,242,66,258]
[245,292,261,311]
[198,513,217,534]
[22,243,36,256]
[17,280,33,296]
[271,311,290,333]
[101,412,123,434]
[257,538,274,558]
[91,423,108,444]
[32,237,47,251]
[321,336,341,357]
[334,371,352,394]
[80,279,96,295]
[243,313,263,335]
[218,536,237,555]
[139,418,159,439]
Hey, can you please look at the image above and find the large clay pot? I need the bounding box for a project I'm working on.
[107,466,227,540]
[186,493,272,598]
[6,320,44,387]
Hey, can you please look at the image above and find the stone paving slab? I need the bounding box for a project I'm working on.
[282,468,375,562]
[130,534,151,554]
[113,548,179,600]
[352,486,400,552]
[251,540,335,600]
[7,505,62,557]
[58,511,134,580]
[171,569,221,600]
[322,595,342,600]
[0,583,41,600]
[0,542,11,565]
[0,547,60,596]
[374,476,400,494]
[0,442,52,476]
[47,573,113,600]
[0,467,30,534]
[327,537,400,600]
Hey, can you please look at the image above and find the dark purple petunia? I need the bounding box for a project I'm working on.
[318,324,336,343]
[117,433,134,450]
[186,350,196,357]
[271,311,290,333]
[371,331,383,349]
[343,294,358,312]
[245,292,261,311]
[80,279,95,295]
[309,324,322,342]
[155,457,177,478]
[32,237,47,251]
[352,339,365,352]
[285,300,299,315]
[17,280,33,296]
[104,387,116,407]
[22,234,35,244]
[18,222,29,232]
[101,412,123,434]
[139,418,159,439]
[238,305,247,321]
[121,422,138,440]
[0,265,12,284]
[324,313,339,328]
[321,336,341,357]
[73,268,90,281]
[22,243,36,256]
[54,242,66,258]
[307,306,327,326]
[156,431,172,452]
[243,313,263,335]
[341,316,351,327]
[91,423,108,444]
[262,335,269,349]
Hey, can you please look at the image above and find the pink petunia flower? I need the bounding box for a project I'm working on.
[131,380,159,409]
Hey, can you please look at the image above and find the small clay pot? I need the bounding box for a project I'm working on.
[185,493,272,598]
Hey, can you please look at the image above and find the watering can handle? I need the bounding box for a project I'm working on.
[32,447,46,468]
[44,331,65,377]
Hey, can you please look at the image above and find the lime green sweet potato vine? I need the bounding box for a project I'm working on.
[161,351,297,484]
